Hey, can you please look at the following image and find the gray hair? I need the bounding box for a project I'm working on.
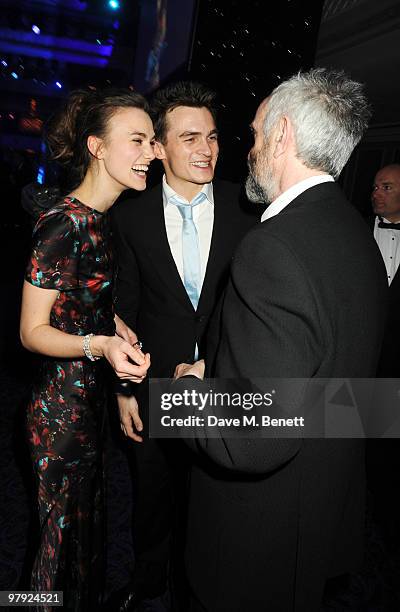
[263,68,371,179]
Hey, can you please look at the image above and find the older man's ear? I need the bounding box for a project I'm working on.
[273,116,291,159]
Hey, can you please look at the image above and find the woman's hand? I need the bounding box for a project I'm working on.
[117,394,143,442]
[114,313,138,345]
[93,335,150,382]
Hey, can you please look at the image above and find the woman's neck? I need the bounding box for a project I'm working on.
[70,171,122,213]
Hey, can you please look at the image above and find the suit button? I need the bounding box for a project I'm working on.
[196,315,205,323]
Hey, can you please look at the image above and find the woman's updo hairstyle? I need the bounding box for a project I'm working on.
[46,87,149,186]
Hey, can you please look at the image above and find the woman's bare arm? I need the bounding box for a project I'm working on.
[20,280,150,380]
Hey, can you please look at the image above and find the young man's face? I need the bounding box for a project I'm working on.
[156,106,219,192]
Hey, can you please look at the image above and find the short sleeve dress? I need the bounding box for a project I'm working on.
[25,196,115,610]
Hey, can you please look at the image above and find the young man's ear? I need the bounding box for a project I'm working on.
[87,135,104,159]
[154,141,166,160]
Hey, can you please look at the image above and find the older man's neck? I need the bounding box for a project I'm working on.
[278,165,330,197]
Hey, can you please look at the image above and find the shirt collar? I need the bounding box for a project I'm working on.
[261,174,335,223]
[376,216,400,226]
[162,174,214,208]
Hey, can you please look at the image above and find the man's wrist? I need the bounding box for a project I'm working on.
[115,379,134,397]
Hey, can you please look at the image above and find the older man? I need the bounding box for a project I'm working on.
[176,69,387,612]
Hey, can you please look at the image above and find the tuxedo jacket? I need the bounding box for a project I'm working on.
[110,179,257,379]
[369,215,400,376]
[180,182,387,612]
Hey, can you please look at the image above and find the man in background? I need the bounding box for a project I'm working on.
[368,163,400,551]
[371,163,400,375]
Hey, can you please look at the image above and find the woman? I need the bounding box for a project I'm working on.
[20,88,155,609]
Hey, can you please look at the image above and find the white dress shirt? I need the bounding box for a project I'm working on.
[261,174,335,223]
[162,175,214,290]
[374,217,400,286]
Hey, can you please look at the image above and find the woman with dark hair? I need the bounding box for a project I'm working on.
[19,88,155,609]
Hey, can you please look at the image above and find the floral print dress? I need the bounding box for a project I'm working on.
[25,197,115,610]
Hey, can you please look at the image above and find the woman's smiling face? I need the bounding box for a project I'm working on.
[98,107,156,192]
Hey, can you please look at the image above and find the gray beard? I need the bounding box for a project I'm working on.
[246,167,279,205]
[245,172,268,204]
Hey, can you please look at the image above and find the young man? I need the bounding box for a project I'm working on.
[110,81,256,610]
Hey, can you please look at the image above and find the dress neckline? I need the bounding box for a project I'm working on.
[65,196,104,216]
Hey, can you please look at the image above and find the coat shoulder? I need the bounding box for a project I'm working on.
[213,178,241,197]
[213,178,260,224]
[111,184,162,224]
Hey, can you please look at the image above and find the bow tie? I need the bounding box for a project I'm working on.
[378,217,400,230]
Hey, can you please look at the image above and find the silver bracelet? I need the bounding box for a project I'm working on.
[83,333,101,361]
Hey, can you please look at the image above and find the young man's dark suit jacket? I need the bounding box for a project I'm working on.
[179,181,387,612]
[110,178,257,597]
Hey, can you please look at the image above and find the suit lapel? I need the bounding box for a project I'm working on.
[142,182,236,314]
[197,183,229,312]
[143,186,194,311]
[368,215,376,232]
